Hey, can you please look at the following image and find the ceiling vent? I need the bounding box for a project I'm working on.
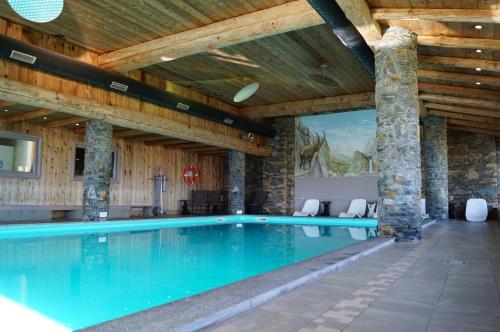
[110,81,128,92]
[9,50,37,64]
[176,102,190,111]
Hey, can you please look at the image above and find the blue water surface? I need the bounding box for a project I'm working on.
[0,220,376,330]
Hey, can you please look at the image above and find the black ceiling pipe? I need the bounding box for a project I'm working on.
[0,34,276,138]
[307,0,375,78]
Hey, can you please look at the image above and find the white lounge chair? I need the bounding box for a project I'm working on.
[293,199,320,217]
[302,226,320,238]
[466,198,488,222]
[339,199,367,218]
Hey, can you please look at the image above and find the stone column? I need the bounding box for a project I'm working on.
[263,117,296,215]
[423,116,449,220]
[82,120,113,221]
[228,151,245,214]
[375,26,422,241]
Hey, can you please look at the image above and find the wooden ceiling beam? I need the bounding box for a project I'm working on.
[417,36,500,50]
[372,8,500,23]
[145,139,188,146]
[448,125,500,137]
[418,56,500,72]
[418,69,500,86]
[184,146,228,153]
[166,142,206,149]
[241,92,375,119]
[43,116,86,128]
[418,83,500,101]
[447,119,500,131]
[0,77,271,156]
[112,129,144,138]
[0,101,14,109]
[2,109,55,123]
[126,135,166,142]
[334,0,382,49]
[428,110,500,125]
[424,103,500,119]
[97,0,324,72]
[420,94,500,111]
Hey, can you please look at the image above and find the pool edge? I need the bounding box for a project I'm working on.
[78,236,394,332]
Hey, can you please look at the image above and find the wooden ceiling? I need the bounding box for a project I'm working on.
[0,0,374,108]
[0,0,498,136]
[0,0,296,53]
[338,0,500,136]
[145,25,374,106]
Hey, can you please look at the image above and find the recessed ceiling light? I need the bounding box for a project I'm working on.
[3,109,8,112]
[75,123,80,126]
[476,82,481,85]
[7,0,64,23]
[474,25,483,30]
[475,67,482,71]
[476,49,482,53]
[42,116,47,120]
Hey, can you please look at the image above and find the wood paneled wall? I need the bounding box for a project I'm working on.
[0,122,225,212]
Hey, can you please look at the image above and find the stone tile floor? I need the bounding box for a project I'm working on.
[204,220,500,332]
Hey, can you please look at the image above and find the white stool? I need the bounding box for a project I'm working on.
[465,198,488,222]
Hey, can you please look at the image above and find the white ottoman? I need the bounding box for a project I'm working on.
[465,199,488,222]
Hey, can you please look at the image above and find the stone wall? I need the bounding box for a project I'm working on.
[246,155,263,195]
[448,131,498,213]
[227,151,245,214]
[262,117,296,215]
[497,137,500,213]
[422,116,448,220]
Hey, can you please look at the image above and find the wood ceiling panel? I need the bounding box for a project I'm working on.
[0,0,295,53]
[144,25,374,106]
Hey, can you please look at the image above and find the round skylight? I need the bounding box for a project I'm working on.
[7,0,64,23]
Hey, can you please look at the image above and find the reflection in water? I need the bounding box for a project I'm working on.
[0,224,375,330]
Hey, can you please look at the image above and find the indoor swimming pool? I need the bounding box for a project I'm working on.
[0,216,377,330]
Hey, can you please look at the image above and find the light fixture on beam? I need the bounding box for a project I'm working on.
[474,25,483,30]
[241,132,255,142]
[476,49,482,53]
[3,109,8,112]
[7,0,64,23]
[75,123,80,126]
[475,67,482,71]
[476,82,481,85]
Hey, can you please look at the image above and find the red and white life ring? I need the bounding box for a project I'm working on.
[183,163,199,185]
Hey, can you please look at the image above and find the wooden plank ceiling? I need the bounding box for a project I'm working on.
[362,0,500,136]
[0,0,374,110]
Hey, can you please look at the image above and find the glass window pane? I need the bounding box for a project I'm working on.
[0,137,36,173]
[74,147,85,176]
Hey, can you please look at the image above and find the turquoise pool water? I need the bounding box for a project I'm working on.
[0,216,377,330]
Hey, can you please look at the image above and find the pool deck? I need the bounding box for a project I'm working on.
[204,220,500,332]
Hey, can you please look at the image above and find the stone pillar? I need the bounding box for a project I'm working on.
[228,151,245,214]
[263,117,296,215]
[82,120,113,221]
[423,116,449,220]
[375,26,422,241]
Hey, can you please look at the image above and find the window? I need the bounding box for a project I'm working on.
[0,129,41,178]
[71,143,120,181]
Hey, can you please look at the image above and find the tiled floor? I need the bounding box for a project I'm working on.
[204,220,500,332]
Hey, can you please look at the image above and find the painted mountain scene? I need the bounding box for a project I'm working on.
[296,109,378,178]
